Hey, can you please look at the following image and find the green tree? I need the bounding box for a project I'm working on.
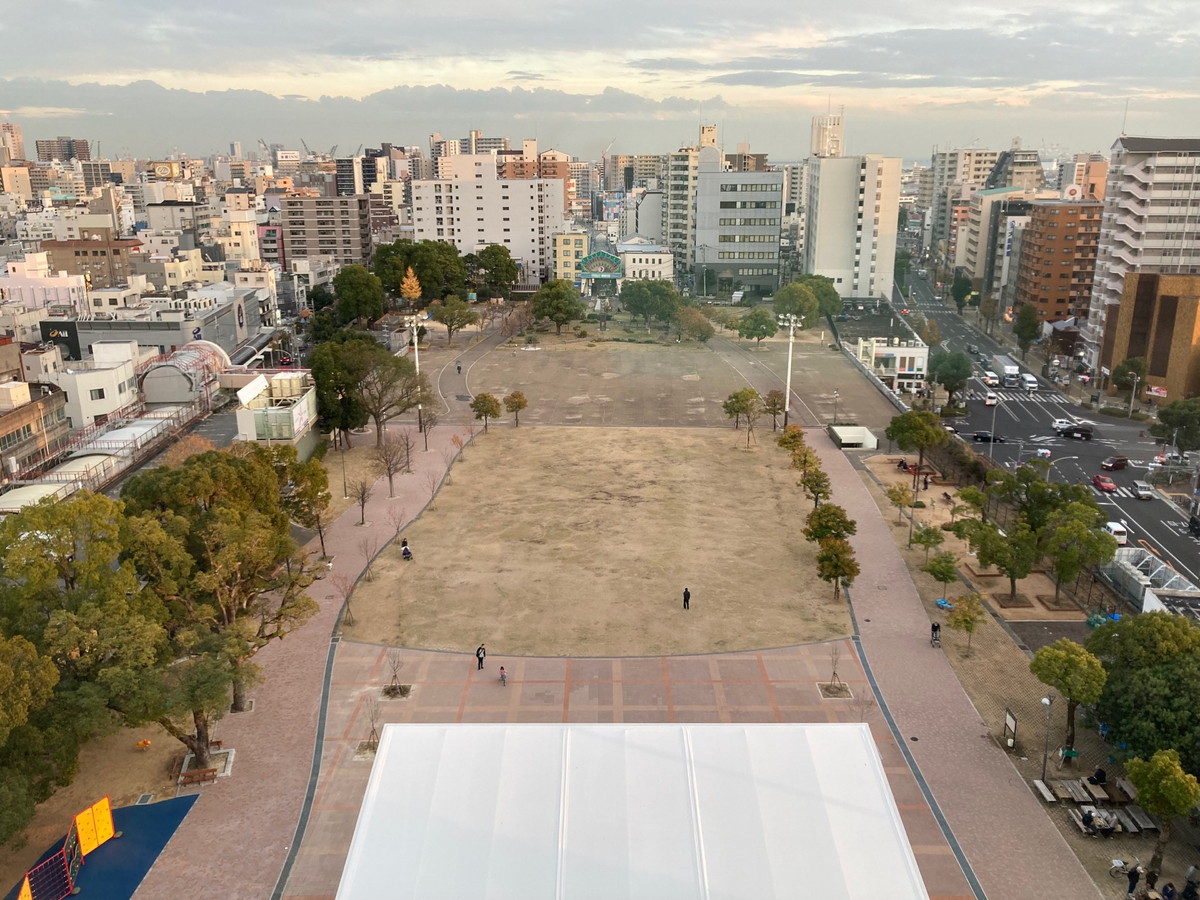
[470,393,502,431]
[429,295,481,345]
[332,264,386,326]
[978,293,998,335]
[677,306,715,342]
[1112,355,1149,394]
[772,281,819,323]
[926,352,973,409]
[307,283,334,312]
[984,466,1095,535]
[884,410,947,489]
[776,423,807,454]
[1029,639,1107,752]
[885,482,912,524]
[308,337,373,445]
[737,307,778,345]
[1041,504,1119,599]
[532,280,586,334]
[620,280,681,331]
[1149,396,1200,453]
[946,592,986,653]
[816,537,858,601]
[476,244,518,299]
[921,551,960,594]
[0,635,58,746]
[722,387,760,429]
[503,390,528,426]
[356,351,428,447]
[803,504,857,543]
[894,250,912,292]
[912,524,945,562]
[958,517,1039,602]
[795,275,842,317]
[1012,303,1040,359]
[763,389,786,431]
[1127,750,1200,873]
[801,467,832,507]
[950,272,972,314]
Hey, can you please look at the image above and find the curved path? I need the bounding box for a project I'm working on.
[133,326,1099,900]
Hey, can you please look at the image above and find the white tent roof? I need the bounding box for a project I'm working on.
[336,723,928,900]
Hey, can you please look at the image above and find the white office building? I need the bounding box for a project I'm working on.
[411,154,564,282]
[1083,136,1200,368]
[804,154,901,300]
[693,146,783,293]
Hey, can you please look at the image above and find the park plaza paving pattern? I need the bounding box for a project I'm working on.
[332,723,928,900]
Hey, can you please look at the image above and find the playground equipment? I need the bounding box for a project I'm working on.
[18,796,119,900]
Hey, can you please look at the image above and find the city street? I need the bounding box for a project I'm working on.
[898,275,1200,585]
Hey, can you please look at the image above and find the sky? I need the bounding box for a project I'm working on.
[1,0,1199,164]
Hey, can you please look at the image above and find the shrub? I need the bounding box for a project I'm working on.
[912,500,926,508]
[525,334,539,345]
[575,328,588,338]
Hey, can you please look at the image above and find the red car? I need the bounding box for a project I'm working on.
[1092,474,1118,493]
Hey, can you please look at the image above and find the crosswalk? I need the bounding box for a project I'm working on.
[1092,485,1144,500]
[964,387,1069,405]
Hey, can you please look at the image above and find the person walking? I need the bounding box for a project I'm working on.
[476,644,486,670]
[683,587,690,610]
[457,364,462,375]
[498,666,507,686]
[923,474,930,492]
[1128,864,1143,896]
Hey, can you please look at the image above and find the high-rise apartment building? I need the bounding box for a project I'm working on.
[985,146,1046,191]
[663,125,719,275]
[1056,153,1108,199]
[811,115,844,158]
[41,228,142,289]
[1084,136,1200,368]
[1013,197,1102,322]
[1101,272,1200,402]
[804,154,900,299]
[928,147,1001,246]
[410,154,565,281]
[693,146,783,293]
[279,194,372,267]
[0,122,24,161]
[35,136,91,162]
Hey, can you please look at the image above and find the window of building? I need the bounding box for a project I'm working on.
[89,388,105,401]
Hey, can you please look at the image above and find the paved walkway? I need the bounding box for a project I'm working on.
[134,326,1101,900]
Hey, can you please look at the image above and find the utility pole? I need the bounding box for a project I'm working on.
[776,313,801,427]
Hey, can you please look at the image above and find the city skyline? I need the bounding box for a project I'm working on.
[2,1,1199,160]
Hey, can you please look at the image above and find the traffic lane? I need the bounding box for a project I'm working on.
[1094,493,1200,584]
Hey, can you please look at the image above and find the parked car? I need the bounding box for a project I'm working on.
[1132,480,1154,500]
[1092,474,1118,493]
[973,431,1005,443]
[1101,455,1129,471]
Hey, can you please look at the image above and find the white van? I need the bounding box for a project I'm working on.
[1021,373,1038,391]
[982,371,1000,387]
[1102,522,1128,546]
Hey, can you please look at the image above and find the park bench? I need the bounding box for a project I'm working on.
[1126,804,1158,831]
[1032,779,1057,803]
[1083,780,1110,804]
[1067,809,1090,835]
[209,739,223,751]
[168,754,185,781]
[1112,808,1139,835]
[179,767,217,787]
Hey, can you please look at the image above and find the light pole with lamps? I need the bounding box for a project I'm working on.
[405,314,424,433]
[1127,373,1141,417]
[776,313,801,428]
[1040,692,1056,782]
[1047,456,1079,484]
[988,397,1001,459]
[833,389,840,426]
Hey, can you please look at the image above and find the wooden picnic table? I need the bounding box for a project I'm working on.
[1111,808,1140,835]
[1126,804,1158,832]
[1084,780,1110,803]
[1056,778,1091,803]
[1115,776,1137,801]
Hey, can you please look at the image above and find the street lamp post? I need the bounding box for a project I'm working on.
[776,313,801,428]
[988,398,1001,459]
[833,389,840,426]
[340,444,348,499]
[1040,692,1056,782]
[1128,373,1141,417]
[405,315,424,433]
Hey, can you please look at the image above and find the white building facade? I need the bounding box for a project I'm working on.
[804,154,901,300]
[411,154,565,282]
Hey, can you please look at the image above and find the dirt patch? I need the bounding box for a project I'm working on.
[992,591,1035,609]
[342,427,852,656]
[1036,593,1081,612]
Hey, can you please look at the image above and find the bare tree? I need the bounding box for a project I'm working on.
[421,409,439,452]
[395,427,416,472]
[331,573,355,626]
[352,479,373,525]
[364,696,380,752]
[424,470,440,510]
[371,440,406,498]
[442,447,457,482]
[451,433,465,460]
[386,506,407,541]
[382,650,409,698]
[359,535,380,581]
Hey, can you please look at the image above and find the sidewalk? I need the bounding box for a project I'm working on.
[132,329,507,900]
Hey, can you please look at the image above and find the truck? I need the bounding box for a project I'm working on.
[992,354,1021,388]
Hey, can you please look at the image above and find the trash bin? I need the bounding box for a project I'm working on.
[1091,393,1101,405]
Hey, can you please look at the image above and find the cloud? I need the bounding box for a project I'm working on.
[0,105,94,118]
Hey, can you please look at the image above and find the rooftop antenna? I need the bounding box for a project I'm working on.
[1120,98,1130,135]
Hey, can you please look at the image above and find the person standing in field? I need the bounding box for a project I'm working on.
[683,588,690,610]
[476,644,486,670]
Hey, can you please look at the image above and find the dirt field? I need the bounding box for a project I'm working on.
[342,427,852,656]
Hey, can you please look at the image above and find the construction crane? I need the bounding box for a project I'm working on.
[257,138,270,158]
[301,138,313,157]
[328,145,338,157]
